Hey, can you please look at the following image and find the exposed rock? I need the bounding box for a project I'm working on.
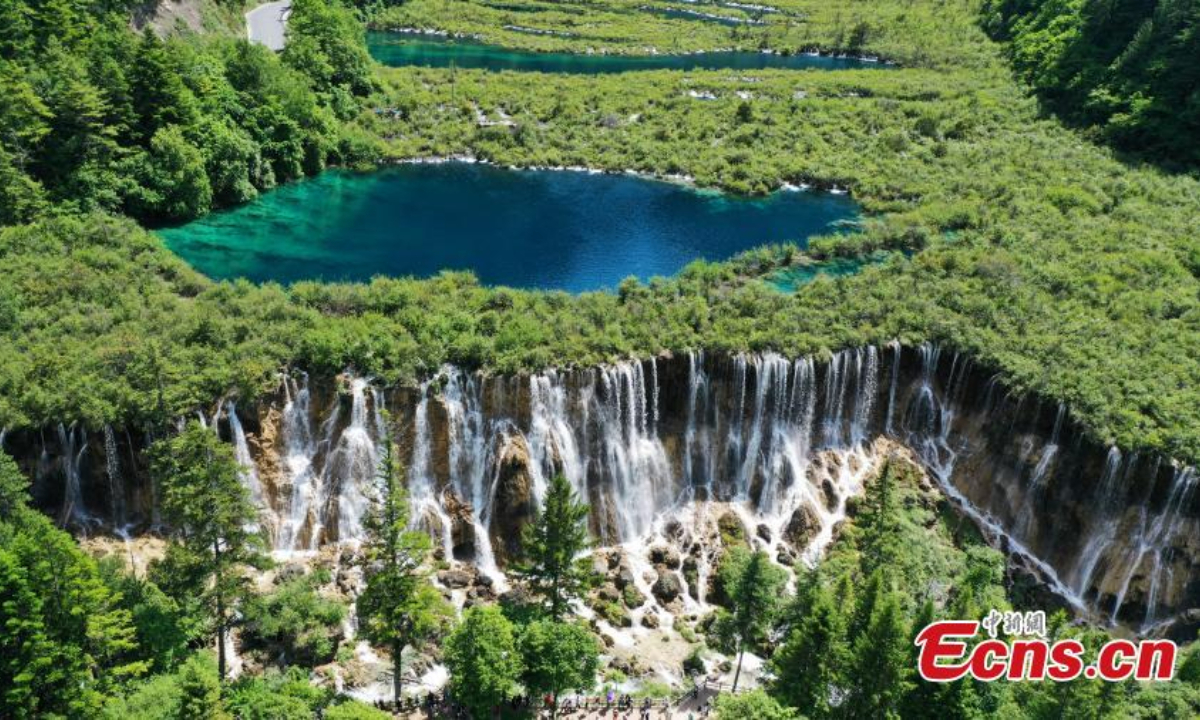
[785,503,822,550]
[756,523,772,543]
[649,544,681,570]
[641,612,660,629]
[652,571,683,603]
[275,562,307,585]
[616,561,638,589]
[437,569,473,589]
[489,434,537,562]
[597,583,622,604]
[442,490,476,557]
[820,479,838,511]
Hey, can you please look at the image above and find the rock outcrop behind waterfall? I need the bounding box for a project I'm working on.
[7,344,1199,638]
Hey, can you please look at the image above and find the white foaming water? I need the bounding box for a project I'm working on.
[133,343,1193,633]
[226,402,269,538]
[103,424,127,530]
[57,423,89,526]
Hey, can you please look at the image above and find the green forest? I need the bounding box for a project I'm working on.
[983,0,1200,171]
[2,0,1200,716]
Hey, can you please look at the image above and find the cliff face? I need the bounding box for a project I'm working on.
[7,344,1198,636]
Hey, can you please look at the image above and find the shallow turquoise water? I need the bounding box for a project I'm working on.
[367,32,888,72]
[767,252,890,291]
[159,163,859,291]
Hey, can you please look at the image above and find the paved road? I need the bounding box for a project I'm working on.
[246,0,292,51]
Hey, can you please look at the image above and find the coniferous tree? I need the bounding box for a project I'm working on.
[714,547,788,692]
[356,437,451,707]
[846,591,913,719]
[0,454,142,717]
[770,583,847,718]
[513,473,593,621]
[858,458,903,577]
[150,420,265,684]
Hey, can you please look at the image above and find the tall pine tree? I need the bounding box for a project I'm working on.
[356,437,451,707]
[513,473,593,621]
[150,420,264,683]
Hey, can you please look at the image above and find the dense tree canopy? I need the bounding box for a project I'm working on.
[984,0,1200,170]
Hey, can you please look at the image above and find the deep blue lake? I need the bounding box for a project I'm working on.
[158,163,859,291]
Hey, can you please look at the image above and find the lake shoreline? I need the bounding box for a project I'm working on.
[369,27,895,65]
[383,154,853,198]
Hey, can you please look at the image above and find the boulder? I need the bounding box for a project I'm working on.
[820,479,838,512]
[641,613,660,630]
[652,571,683,604]
[437,569,473,589]
[597,583,622,604]
[649,544,682,570]
[622,584,646,609]
[785,503,822,550]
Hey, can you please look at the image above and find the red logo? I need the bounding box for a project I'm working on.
[914,618,1176,682]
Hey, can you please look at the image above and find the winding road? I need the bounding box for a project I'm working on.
[246,0,291,51]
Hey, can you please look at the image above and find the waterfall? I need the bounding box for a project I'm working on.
[1103,466,1198,627]
[408,383,455,561]
[593,362,672,543]
[850,346,879,446]
[327,378,378,545]
[57,423,88,526]
[277,374,323,551]
[60,344,1194,632]
[226,402,271,543]
[103,425,127,530]
[1029,403,1066,492]
[885,341,900,435]
[684,350,714,496]
[1069,447,1124,597]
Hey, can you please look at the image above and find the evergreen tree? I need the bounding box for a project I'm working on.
[519,620,599,718]
[902,599,946,719]
[444,606,522,720]
[128,28,193,144]
[177,653,230,720]
[0,453,142,717]
[858,458,903,577]
[149,420,265,684]
[714,548,788,692]
[846,569,883,644]
[356,437,451,707]
[770,583,847,718]
[846,591,912,719]
[513,473,594,621]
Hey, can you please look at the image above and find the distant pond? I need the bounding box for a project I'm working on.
[366,32,889,73]
[159,163,860,291]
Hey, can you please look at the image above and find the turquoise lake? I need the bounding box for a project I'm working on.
[158,163,859,291]
[366,32,888,72]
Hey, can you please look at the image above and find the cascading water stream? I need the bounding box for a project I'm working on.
[61,343,1200,633]
[57,423,88,526]
[103,424,127,531]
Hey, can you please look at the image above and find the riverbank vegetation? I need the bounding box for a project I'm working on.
[370,0,996,68]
